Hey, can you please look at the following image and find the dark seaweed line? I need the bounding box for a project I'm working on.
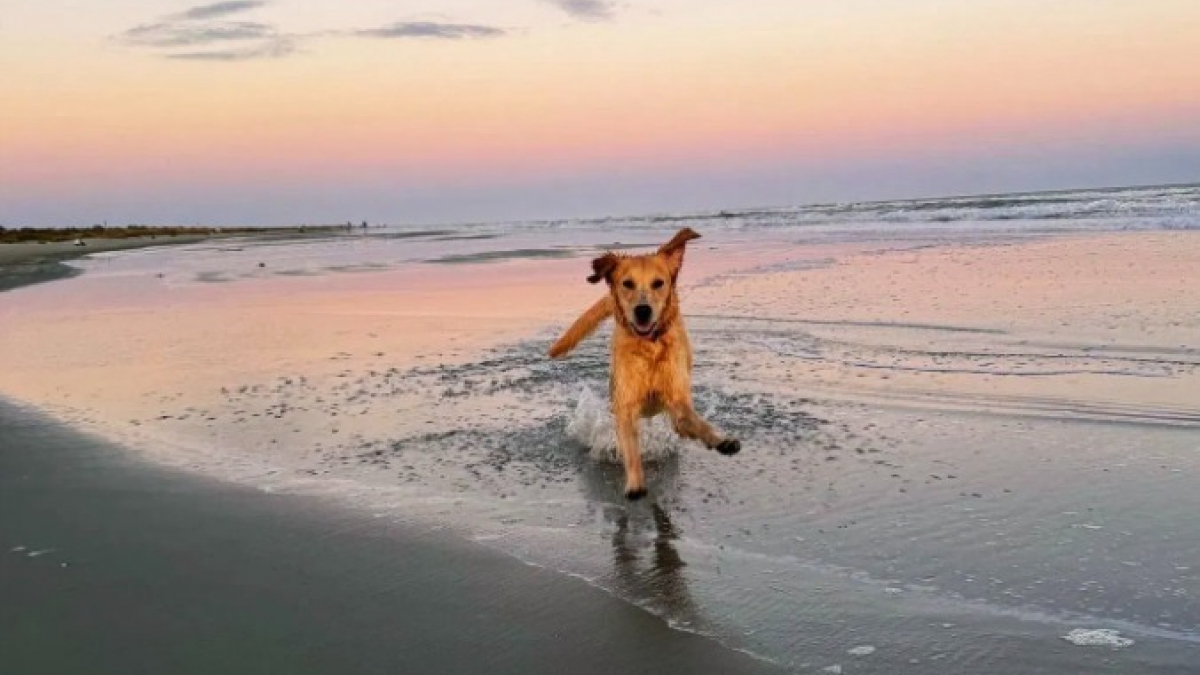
[690,314,1008,335]
[700,327,1198,369]
[866,347,1200,369]
[836,359,1171,379]
[818,384,1200,427]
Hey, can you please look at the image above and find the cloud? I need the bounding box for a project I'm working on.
[117,3,506,62]
[542,0,616,21]
[118,1,293,61]
[122,20,274,48]
[166,36,297,61]
[353,21,506,40]
[173,1,266,21]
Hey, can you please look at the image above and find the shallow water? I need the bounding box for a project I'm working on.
[2,186,1199,673]
[158,332,1197,671]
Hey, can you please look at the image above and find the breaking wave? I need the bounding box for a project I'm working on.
[456,183,1200,234]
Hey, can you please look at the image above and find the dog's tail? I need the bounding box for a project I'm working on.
[548,296,613,359]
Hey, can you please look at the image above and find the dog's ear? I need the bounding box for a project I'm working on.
[588,252,620,284]
[658,227,701,278]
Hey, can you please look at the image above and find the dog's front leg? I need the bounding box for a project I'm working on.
[668,401,741,456]
[614,403,647,500]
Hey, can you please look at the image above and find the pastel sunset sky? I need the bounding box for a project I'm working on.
[4,0,1199,226]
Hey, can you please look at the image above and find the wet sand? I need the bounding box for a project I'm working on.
[0,237,218,291]
[1,228,1198,673]
[0,399,785,675]
[0,228,348,292]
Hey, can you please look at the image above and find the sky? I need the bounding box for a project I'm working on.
[3,0,1200,226]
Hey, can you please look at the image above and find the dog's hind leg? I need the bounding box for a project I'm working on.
[668,402,741,456]
[615,404,647,499]
[548,296,613,359]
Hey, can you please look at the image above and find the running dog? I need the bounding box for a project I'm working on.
[548,228,740,500]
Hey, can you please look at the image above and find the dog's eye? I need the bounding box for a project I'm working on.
[651,279,665,290]
[622,279,635,290]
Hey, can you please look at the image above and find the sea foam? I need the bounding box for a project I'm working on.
[1062,628,1134,648]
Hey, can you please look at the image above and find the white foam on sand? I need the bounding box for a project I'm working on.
[847,645,876,656]
[1062,628,1134,648]
[566,386,684,463]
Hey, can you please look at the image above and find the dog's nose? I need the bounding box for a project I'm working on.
[634,304,653,324]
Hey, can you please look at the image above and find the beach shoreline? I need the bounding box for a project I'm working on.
[0,398,786,675]
[0,236,214,291]
[2,219,1198,673]
[0,227,347,292]
[0,229,794,674]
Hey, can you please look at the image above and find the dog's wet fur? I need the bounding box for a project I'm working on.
[549,228,740,499]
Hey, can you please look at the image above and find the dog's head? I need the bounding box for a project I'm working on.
[587,227,701,338]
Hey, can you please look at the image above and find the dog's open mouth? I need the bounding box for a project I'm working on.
[633,321,657,337]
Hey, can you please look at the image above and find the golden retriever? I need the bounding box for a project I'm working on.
[548,227,740,499]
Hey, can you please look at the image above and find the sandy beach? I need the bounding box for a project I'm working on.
[2,202,1198,673]
[0,399,784,675]
[0,236,218,292]
[10,0,1200,669]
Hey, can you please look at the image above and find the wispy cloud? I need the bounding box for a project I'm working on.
[122,20,274,48]
[173,1,266,21]
[542,0,617,21]
[117,1,287,60]
[353,21,506,40]
[117,2,507,62]
[166,36,297,61]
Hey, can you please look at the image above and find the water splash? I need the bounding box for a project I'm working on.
[566,386,684,464]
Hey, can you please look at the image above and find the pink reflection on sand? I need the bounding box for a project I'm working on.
[2,232,1198,487]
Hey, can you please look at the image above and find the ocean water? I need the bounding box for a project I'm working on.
[25,184,1200,673]
[78,183,1200,282]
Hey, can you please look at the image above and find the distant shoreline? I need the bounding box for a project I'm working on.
[0,224,347,245]
[0,226,343,293]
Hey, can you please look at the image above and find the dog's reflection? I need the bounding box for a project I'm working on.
[610,503,700,624]
[577,452,701,626]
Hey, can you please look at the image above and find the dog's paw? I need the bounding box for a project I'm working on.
[624,485,648,501]
[716,438,741,456]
